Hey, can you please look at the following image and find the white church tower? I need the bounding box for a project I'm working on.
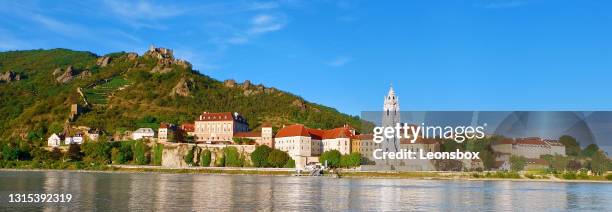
[382,86,400,153]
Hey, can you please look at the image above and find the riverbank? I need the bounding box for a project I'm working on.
[2,166,611,183]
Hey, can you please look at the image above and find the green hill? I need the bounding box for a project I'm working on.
[0,47,371,140]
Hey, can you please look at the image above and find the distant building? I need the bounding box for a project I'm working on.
[47,133,62,147]
[194,112,249,144]
[492,137,566,159]
[87,129,100,141]
[132,128,155,140]
[69,104,82,121]
[274,124,357,168]
[491,137,565,170]
[158,123,177,142]
[65,132,84,145]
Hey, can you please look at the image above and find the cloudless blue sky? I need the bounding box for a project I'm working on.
[1,0,611,116]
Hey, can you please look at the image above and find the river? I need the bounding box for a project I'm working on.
[0,170,610,211]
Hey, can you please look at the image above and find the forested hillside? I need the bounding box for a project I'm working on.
[0,47,370,140]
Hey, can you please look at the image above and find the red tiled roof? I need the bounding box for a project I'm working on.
[160,122,169,128]
[275,124,356,139]
[234,131,261,138]
[495,139,514,145]
[516,138,547,145]
[275,124,310,138]
[181,123,195,132]
[322,127,356,139]
[358,134,374,139]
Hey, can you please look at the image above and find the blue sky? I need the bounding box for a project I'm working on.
[1,0,611,116]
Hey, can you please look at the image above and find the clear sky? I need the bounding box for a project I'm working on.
[1,0,611,116]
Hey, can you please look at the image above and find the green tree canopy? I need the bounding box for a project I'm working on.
[320,150,342,168]
[267,149,289,168]
[510,155,527,172]
[251,145,271,167]
[559,135,581,156]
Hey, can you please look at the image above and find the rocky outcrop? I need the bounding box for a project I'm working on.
[145,45,191,73]
[56,66,76,83]
[96,56,111,67]
[127,52,138,61]
[171,77,194,97]
[161,143,255,168]
[292,99,307,110]
[52,68,62,76]
[0,71,21,82]
[223,79,236,88]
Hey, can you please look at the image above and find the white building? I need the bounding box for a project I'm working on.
[47,133,61,147]
[194,112,249,143]
[132,128,155,140]
[274,124,357,168]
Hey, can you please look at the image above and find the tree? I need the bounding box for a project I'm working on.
[559,135,581,156]
[183,146,195,165]
[111,148,125,164]
[319,150,342,168]
[133,140,149,165]
[510,155,527,172]
[581,144,599,158]
[591,150,609,175]
[551,154,569,172]
[151,143,163,165]
[50,147,63,161]
[67,144,82,161]
[340,152,361,168]
[200,149,211,167]
[2,144,19,161]
[267,149,290,168]
[251,145,271,167]
[223,147,244,167]
[283,159,295,168]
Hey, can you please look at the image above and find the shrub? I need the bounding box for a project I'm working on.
[133,140,149,165]
[319,150,342,168]
[562,172,577,180]
[251,145,271,167]
[200,149,211,167]
[111,148,125,164]
[267,149,290,168]
[183,146,195,165]
[510,155,527,172]
[151,143,163,165]
[606,174,612,181]
[223,147,243,167]
[283,159,295,168]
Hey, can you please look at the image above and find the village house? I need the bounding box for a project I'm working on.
[47,133,62,147]
[65,132,84,145]
[132,128,155,140]
[193,112,249,144]
[158,123,178,142]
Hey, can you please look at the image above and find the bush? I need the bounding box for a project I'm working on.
[200,149,211,167]
[283,159,295,168]
[111,148,125,164]
[319,150,342,168]
[510,155,527,172]
[183,146,195,166]
[267,149,290,168]
[606,174,612,181]
[133,140,149,165]
[151,143,163,165]
[251,145,271,167]
[223,147,243,167]
[67,144,82,161]
[562,172,577,180]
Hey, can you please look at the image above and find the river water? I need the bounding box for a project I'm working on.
[0,170,610,211]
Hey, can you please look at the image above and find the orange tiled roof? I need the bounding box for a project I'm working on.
[275,124,356,139]
[516,138,547,145]
[181,123,195,132]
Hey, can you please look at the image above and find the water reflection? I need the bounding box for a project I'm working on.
[0,171,610,211]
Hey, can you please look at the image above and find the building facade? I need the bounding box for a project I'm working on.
[194,112,249,143]
[132,128,155,140]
